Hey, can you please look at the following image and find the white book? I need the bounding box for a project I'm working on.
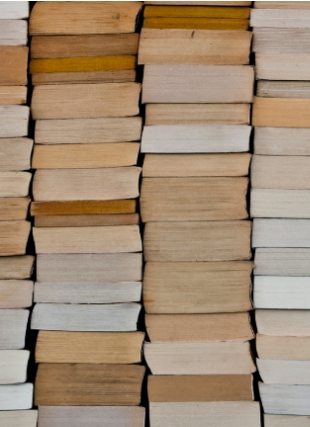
[258,359,310,385]
[265,414,310,426]
[254,127,310,156]
[31,303,141,331]
[254,248,310,276]
[256,53,310,80]
[0,2,29,19]
[0,350,29,384]
[141,125,251,153]
[256,310,310,337]
[0,309,29,349]
[0,411,38,427]
[0,106,29,138]
[0,383,33,410]
[251,9,310,28]
[0,20,27,45]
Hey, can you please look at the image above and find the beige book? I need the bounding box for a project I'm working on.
[33,225,141,254]
[145,103,250,125]
[145,341,256,374]
[37,253,142,283]
[31,70,136,85]
[0,87,27,104]
[35,117,142,144]
[256,53,310,80]
[254,2,310,9]
[142,65,254,103]
[0,221,30,256]
[37,407,144,427]
[146,313,254,342]
[256,310,310,337]
[253,28,310,53]
[138,29,251,65]
[0,383,33,410]
[254,248,310,276]
[258,359,310,385]
[0,138,33,171]
[32,143,139,169]
[34,214,140,228]
[0,172,31,197]
[148,375,253,402]
[141,125,251,153]
[257,334,310,360]
[265,414,310,426]
[257,81,310,98]
[0,20,27,46]
[145,2,252,5]
[254,127,310,156]
[143,153,250,177]
[32,303,141,331]
[251,9,310,27]
[144,261,252,313]
[259,383,310,416]
[0,47,28,85]
[0,2,29,18]
[36,331,144,364]
[0,280,33,308]
[0,106,29,137]
[141,177,248,221]
[150,402,260,427]
[0,309,29,349]
[144,221,251,262]
[252,219,310,248]
[251,189,310,218]
[35,281,141,304]
[33,167,141,201]
[0,411,37,427]
[0,255,34,280]
[0,198,29,220]
[29,2,142,35]
[0,350,29,384]
[31,34,139,58]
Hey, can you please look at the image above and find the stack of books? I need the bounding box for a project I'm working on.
[139,2,260,426]
[251,2,310,425]
[0,2,37,426]
[28,2,145,426]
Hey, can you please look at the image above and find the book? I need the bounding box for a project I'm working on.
[254,1,310,9]
[0,410,37,427]
[256,310,310,337]
[0,106,29,137]
[254,127,310,155]
[251,9,310,28]
[0,46,28,85]
[31,200,136,216]
[34,213,140,228]
[0,350,30,384]
[0,197,30,220]
[143,5,250,18]
[31,69,136,85]
[264,414,310,426]
[257,359,310,385]
[0,280,33,308]
[0,172,31,197]
[257,81,310,98]
[0,2,29,19]
[0,20,27,45]
[0,86,27,105]
[0,383,33,410]
[0,255,34,280]
[0,309,29,349]
[0,138,33,171]
[253,28,310,53]
[257,335,310,360]
[255,53,310,80]
[0,221,30,255]
[143,17,249,31]
[254,248,310,276]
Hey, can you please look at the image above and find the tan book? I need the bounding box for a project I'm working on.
[253,219,310,248]
[0,87,27,104]
[35,117,142,144]
[253,28,310,53]
[141,177,248,221]
[31,34,139,58]
[31,200,136,216]
[256,310,310,337]
[145,2,252,5]
[144,261,252,313]
[31,303,141,332]
[0,138,33,171]
[143,5,250,18]
[145,103,250,125]
[253,97,310,128]
[0,221,30,256]
[258,359,310,385]
[144,341,256,375]
[0,2,29,19]
[0,256,34,280]
[138,29,251,65]
[251,9,310,28]
[0,280,33,308]
[0,350,29,384]
[256,53,310,81]
[34,214,140,228]
[31,83,140,120]
[144,221,251,262]
[0,410,37,427]
[150,402,260,427]
[37,407,144,427]
[142,65,254,103]
[35,363,145,406]
[146,312,254,342]
[254,2,310,9]
[143,153,251,177]
[30,2,142,35]
[148,375,253,402]
[254,128,310,155]
[0,47,28,85]
[33,167,141,201]
[254,248,310,277]
[265,414,310,426]
[143,17,249,31]
[36,331,144,364]
[257,81,310,98]
[257,334,310,360]
[31,70,136,85]
[0,309,29,349]
[0,20,27,46]
[0,106,29,138]
[0,172,31,197]
[0,383,33,410]
[141,125,251,153]
[37,253,142,283]
[32,143,139,169]
[0,198,29,220]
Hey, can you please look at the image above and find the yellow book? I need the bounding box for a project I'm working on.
[144,6,250,19]
[29,55,136,74]
[143,17,249,30]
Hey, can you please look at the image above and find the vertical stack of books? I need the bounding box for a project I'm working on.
[138,2,260,425]
[0,2,37,427]
[28,2,145,427]
[251,2,310,426]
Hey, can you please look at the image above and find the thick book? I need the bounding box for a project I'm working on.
[0,47,28,85]
[0,198,30,221]
[253,28,310,53]
[251,9,310,28]
[254,127,310,156]
[0,411,37,427]
[0,383,33,410]
[0,172,31,197]
[257,334,310,360]
[0,221,30,256]
[256,53,310,81]
[0,106,29,137]
[257,81,310,98]
[0,86,27,105]
[0,255,34,280]
[0,350,29,384]
[254,248,310,276]
[0,280,33,308]
[0,138,33,171]
[258,359,310,385]
[0,20,27,46]
[256,310,310,337]
[0,2,29,19]
[0,309,29,349]
[264,414,310,426]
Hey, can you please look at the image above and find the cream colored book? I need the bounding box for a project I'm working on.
[0,221,30,256]
[0,280,33,308]
[0,350,29,384]
[253,28,310,53]
[254,248,310,276]
[0,139,33,171]
[257,81,310,98]
[257,334,310,360]
[145,341,255,375]
[251,9,310,27]
[31,303,141,331]
[0,309,29,349]
[265,414,310,426]
[0,256,34,280]
[0,383,33,410]
[0,20,27,45]
[258,359,310,385]
[142,65,254,103]
[0,87,27,105]
[254,2,310,9]
[254,127,310,156]
[0,411,38,427]
[256,310,310,337]
[0,106,29,137]
[256,53,310,81]
[0,172,31,197]
[0,2,29,19]
[0,198,30,221]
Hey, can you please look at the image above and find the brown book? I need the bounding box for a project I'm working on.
[35,363,145,406]
[146,312,254,342]
[0,256,34,280]
[36,331,144,364]
[144,261,252,313]
[144,221,251,262]
[30,2,142,35]
[0,139,33,171]
[143,17,249,30]
[254,1,310,8]
[0,221,30,256]
[0,280,33,308]
[0,87,27,105]
[148,375,253,402]
[31,200,136,216]
[0,47,28,85]
[34,214,139,228]
[31,70,136,85]
[140,177,248,221]
[143,5,250,18]
[31,83,140,120]
[0,198,29,220]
